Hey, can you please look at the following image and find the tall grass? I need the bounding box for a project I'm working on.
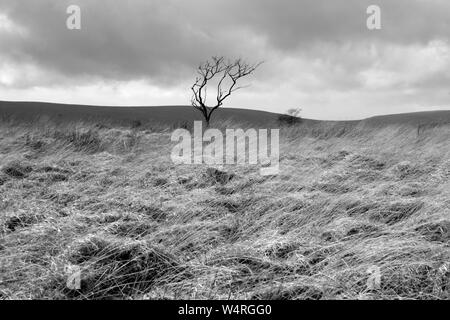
[0,116,448,299]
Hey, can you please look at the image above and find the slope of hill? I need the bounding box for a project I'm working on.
[363,110,450,127]
[0,101,286,127]
[1,100,449,127]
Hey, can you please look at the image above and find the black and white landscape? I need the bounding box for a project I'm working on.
[0,0,449,300]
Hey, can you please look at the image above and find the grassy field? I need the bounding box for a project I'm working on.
[0,112,449,300]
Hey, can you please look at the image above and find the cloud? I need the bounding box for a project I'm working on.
[0,0,449,119]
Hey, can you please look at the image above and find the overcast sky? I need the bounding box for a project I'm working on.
[0,0,449,120]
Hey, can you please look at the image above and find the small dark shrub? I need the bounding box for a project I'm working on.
[277,114,302,126]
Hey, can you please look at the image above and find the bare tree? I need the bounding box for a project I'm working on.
[191,56,262,127]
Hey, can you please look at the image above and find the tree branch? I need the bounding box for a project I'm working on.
[190,57,262,125]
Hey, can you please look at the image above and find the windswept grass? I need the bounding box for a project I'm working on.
[0,117,448,300]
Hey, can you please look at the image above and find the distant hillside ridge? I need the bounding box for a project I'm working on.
[363,110,450,127]
[0,101,287,126]
[0,100,449,127]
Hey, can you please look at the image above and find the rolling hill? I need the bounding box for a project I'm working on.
[0,101,285,127]
[362,110,450,127]
[1,100,449,127]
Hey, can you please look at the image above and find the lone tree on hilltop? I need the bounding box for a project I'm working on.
[191,56,262,127]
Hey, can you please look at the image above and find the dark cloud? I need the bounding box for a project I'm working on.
[0,0,449,119]
[221,0,450,48]
[1,0,448,81]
